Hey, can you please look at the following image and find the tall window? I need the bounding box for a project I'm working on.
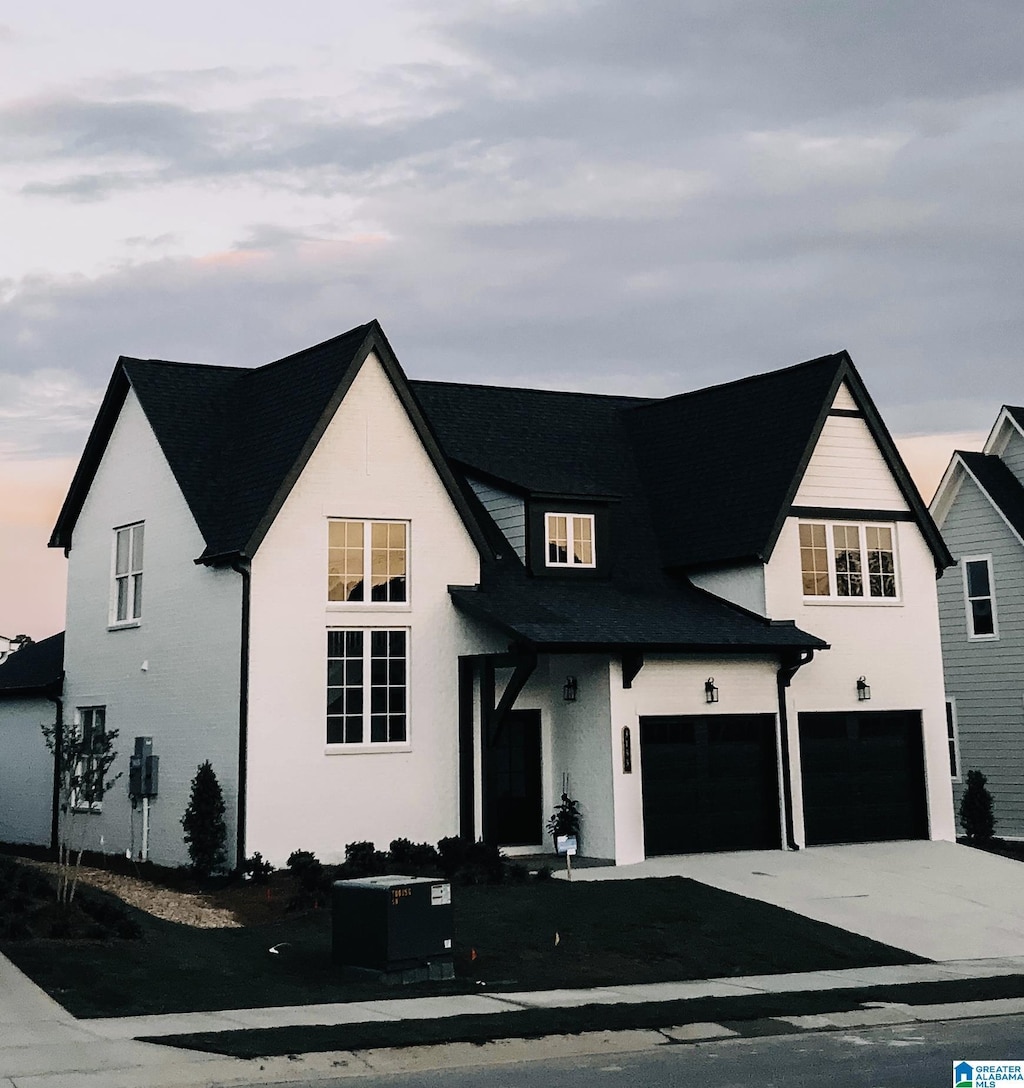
[545,513,595,567]
[74,706,107,810]
[963,556,997,638]
[112,523,144,623]
[328,520,407,603]
[327,629,408,744]
[799,522,898,600]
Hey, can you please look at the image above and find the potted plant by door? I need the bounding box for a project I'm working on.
[547,791,582,855]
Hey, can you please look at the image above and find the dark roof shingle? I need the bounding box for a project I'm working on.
[0,632,64,695]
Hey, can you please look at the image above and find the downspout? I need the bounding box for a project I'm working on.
[776,649,814,851]
[231,558,251,871]
[47,692,63,853]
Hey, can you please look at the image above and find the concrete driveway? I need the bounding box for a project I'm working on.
[573,841,1024,961]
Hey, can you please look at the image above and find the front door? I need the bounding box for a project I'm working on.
[485,709,542,846]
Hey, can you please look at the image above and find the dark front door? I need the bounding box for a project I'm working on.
[640,714,781,855]
[485,709,542,846]
[799,711,928,845]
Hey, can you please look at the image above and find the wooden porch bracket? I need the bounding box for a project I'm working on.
[488,645,538,746]
[621,650,644,689]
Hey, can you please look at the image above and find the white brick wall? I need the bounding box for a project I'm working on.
[0,695,55,846]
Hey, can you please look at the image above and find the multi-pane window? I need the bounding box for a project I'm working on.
[327,629,407,744]
[545,513,595,567]
[112,523,144,623]
[799,521,898,600]
[328,520,407,603]
[963,556,997,638]
[74,706,107,810]
[945,700,960,780]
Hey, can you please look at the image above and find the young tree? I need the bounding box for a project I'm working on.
[959,769,996,844]
[181,761,227,876]
[41,715,122,906]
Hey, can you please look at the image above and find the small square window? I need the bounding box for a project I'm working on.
[545,513,596,568]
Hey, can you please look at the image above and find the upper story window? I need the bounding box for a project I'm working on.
[963,555,997,639]
[545,513,596,568]
[328,520,407,603]
[799,521,898,601]
[326,629,407,745]
[112,522,144,625]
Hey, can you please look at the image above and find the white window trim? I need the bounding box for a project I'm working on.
[544,512,597,568]
[71,706,107,813]
[962,554,998,640]
[945,698,962,783]
[327,518,410,607]
[109,522,144,628]
[800,520,902,603]
[325,626,411,750]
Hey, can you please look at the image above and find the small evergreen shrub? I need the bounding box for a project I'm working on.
[285,849,327,908]
[181,761,227,877]
[243,852,274,884]
[960,769,996,843]
[388,838,440,874]
[343,840,388,877]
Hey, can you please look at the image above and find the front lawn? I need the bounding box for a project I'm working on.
[0,861,926,1019]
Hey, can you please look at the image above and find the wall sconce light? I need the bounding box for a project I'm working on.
[705,677,719,704]
[857,676,871,701]
[563,676,578,702]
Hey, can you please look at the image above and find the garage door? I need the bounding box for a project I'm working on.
[640,715,781,855]
[799,711,928,845]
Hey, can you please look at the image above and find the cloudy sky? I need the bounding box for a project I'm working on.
[3,1,1023,639]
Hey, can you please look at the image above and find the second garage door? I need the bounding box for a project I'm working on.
[640,715,781,855]
[799,711,928,845]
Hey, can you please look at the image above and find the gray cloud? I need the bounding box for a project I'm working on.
[3,0,1024,460]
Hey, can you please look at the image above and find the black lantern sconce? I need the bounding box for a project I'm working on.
[563,676,578,703]
[857,676,871,701]
[705,677,719,704]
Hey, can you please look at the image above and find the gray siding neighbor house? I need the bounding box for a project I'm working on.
[931,406,1024,838]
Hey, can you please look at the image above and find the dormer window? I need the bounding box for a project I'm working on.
[545,513,596,568]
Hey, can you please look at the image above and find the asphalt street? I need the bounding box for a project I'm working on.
[266,1014,1024,1088]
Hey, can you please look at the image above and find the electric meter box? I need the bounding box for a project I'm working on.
[128,737,159,798]
[332,875,453,980]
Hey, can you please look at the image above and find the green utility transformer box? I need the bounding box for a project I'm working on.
[331,875,454,983]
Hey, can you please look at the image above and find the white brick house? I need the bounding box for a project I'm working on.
[48,321,955,867]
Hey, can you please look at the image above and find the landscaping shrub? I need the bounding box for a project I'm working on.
[243,852,274,884]
[285,849,326,908]
[388,838,440,874]
[960,769,996,843]
[181,761,227,877]
[342,841,388,877]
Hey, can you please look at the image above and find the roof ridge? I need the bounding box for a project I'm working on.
[410,377,654,403]
[122,357,244,373]
[254,321,374,374]
[630,351,847,411]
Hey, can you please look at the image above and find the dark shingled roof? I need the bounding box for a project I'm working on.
[450,578,826,651]
[0,632,64,696]
[958,451,1024,543]
[51,322,949,653]
[1005,406,1024,431]
[50,322,488,563]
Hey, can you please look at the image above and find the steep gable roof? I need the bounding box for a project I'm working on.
[955,451,1024,546]
[415,351,951,572]
[51,322,490,563]
[0,632,64,696]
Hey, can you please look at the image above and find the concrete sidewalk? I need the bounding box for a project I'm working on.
[4,948,1024,1087]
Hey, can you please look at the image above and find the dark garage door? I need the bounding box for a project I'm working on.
[640,715,781,855]
[799,711,928,845]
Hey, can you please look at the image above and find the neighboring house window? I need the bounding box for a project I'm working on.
[328,520,407,603]
[945,700,961,781]
[326,629,407,744]
[963,556,997,639]
[545,513,596,567]
[112,522,144,623]
[799,522,898,600]
[74,706,107,811]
